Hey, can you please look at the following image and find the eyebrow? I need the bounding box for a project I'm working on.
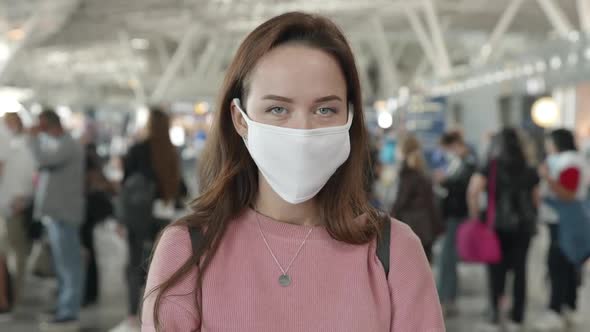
[262,95,294,103]
[261,95,343,103]
[314,95,343,103]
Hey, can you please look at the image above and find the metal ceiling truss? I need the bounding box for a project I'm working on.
[0,0,585,104]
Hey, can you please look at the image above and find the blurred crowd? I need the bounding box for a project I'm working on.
[0,105,589,332]
[370,125,590,332]
[0,107,188,332]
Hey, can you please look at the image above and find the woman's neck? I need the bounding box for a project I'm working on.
[254,177,321,226]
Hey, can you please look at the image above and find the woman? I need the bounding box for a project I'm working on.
[435,131,477,316]
[110,108,186,332]
[142,12,444,332]
[467,128,539,331]
[391,134,442,262]
[532,129,588,331]
[82,143,116,307]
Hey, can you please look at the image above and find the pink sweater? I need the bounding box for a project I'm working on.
[142,209,445,331]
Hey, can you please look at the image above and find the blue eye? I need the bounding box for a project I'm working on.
[316,108,336,116]
[268,107,288,115]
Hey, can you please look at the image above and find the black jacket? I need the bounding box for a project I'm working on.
[441,155,477,219]
[123,141,187,204]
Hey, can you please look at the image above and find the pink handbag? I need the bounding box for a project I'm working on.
[457,161,502,264]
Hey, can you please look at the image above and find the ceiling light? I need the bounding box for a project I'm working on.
[135,106,149,129]
[194,102,210,115]
[127,79,138,88]
[535,61,547,72]
[131,38,150,50]
[374,100,386,112]
[46,51,69,64]
[377,112,393,129]
[398,86,410,105]
[550,56,562,69]
[568,31,580,42]
[170,126,186,147]
[531,97,560,128]
[480,44,492,58]
[526,77,545,95]
[6,28,25,41]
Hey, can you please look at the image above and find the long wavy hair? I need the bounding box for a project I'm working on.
[491,128,527,172]
[146,12,382,328]
[399,134,428,173]
[147,107,181,203]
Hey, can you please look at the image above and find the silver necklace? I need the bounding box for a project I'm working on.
[254,210,313,287]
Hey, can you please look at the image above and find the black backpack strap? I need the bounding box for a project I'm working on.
[376,211,391,278]
[188,226,204,255]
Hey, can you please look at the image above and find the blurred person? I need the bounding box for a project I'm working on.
[519,129,541,167]
[532,129,589,331]
[467,128,539,332]
[29,109,85,332]
[391,134,443,262]
[0,112,36,308]
[0,224,11,321]
[0,118,13,320]
[581,126,590,198]
[82,143,116,307]
[110,108,186,332]
[367,141,383,208]
[142,12,444,332]
[435,131,477,316]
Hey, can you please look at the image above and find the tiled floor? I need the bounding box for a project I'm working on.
[1,222,589,332]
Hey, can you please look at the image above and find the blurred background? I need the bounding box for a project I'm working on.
[0,0,590,331]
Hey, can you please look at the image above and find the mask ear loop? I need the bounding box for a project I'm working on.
[233,98,250,141]
[345,102,354,127]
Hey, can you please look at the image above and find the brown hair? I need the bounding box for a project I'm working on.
[147,107,181,203]
[146,12,381,328]
[400,134,428,173]
[39,108,62,129]
[4,112,24,133]
[439,130,464,147]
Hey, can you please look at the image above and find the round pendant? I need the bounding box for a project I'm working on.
[278,274,291,287]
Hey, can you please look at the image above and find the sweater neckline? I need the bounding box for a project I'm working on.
[240,208,334,241]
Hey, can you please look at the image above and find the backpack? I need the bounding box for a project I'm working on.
[493,169,537,233]
[188,211,392,278]
[118,173,157,228]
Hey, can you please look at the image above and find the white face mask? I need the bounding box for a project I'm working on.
[233,98,353,204]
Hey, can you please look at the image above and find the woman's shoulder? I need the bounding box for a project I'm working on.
[157,225,192,253]
[160,224,191,241]
[149,225,194,279]
[389,217,421,244]
[143,225,199,329]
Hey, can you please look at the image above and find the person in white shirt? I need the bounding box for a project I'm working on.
[0,112,36,307]
[534,128,588,331]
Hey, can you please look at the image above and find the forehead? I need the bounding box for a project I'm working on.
[247,44,347,100]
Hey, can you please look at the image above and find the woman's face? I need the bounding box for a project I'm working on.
[232,44,348,134]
